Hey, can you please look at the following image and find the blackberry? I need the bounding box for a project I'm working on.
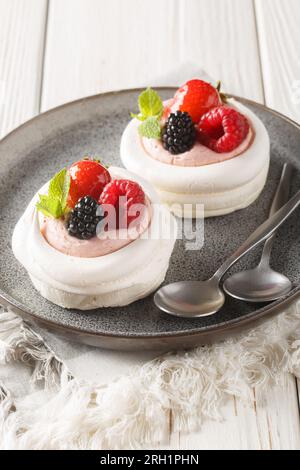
[162,111,196,154]
[67,196,104,240]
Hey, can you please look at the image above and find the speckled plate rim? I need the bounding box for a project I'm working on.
[0,89,300,344]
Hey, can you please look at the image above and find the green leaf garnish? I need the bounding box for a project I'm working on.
[131,87,163,139]
[130,112,147,121]
[61,172,71,210]
[36,168,70,218]
[36,195,63,219]
[49,168,69,202]
[138,116,162,139]
[138,88,163,118]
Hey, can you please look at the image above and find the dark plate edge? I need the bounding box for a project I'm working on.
[0,291,300,350]
[0,88,299,345]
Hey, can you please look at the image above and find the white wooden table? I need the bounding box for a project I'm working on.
[1,0,300,450]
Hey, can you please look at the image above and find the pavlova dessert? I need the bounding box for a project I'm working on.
[12,158,177,309]
[121,79,270,217]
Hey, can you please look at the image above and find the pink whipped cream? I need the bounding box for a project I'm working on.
[142,128,253,167]
[142,102,254,167]
[40,199,151,258]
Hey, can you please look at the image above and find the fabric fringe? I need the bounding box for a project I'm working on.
[0,302,300,449]
[0,310,70,389]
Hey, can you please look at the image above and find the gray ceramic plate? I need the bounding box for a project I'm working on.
[0,88,299,351]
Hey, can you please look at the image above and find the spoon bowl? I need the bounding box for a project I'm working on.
[223,266,292,302]
[154,182,300,318]
[154,279,225,318]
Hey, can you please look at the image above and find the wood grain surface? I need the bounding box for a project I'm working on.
[0,0,299,450]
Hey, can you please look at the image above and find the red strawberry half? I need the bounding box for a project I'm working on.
[197,106,250,153]
[166,79,222,123]
[68,159,111,208]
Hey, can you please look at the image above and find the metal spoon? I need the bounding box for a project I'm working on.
[223,164,293,302]
[154,185,300,318]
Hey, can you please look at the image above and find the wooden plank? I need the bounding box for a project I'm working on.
[174,0,300,450]
[42,0,300,449]
[0,0,48,138]
[42,0,264,449]
[153,381,300,450]
[255,0,300,122]
[255,0,300,437]
[168,398,264,450]
[298,382,300,418]
[254,379,300,450]
[42,0,263,111]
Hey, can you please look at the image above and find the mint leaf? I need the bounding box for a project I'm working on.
[36,168,70,218]
[49,168,67,200]
[138,117,161,139]
[130,112,147,121]
[138,88,163,118]
[131,88,164,139]
[36,194,63,218]
[61,172,70,210]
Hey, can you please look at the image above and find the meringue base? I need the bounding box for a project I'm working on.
[158,161,269,218]
[29,246,172,310]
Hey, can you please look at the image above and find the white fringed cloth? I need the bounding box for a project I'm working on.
[1,300,300,449]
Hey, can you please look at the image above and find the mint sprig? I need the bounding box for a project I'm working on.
[36,168,70,218]
[131,88,163,139]
[138,116,161,139]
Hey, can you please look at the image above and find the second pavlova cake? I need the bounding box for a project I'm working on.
[121,79,270,218]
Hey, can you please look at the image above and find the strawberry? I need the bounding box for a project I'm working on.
[68,159,111,208]
[197,106,250,153]
[166,79,222,123]
[162,98,176,121]
[99,179,145,228]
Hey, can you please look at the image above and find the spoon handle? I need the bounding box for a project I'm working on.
[214,187,300,281]
[260,163,293,264]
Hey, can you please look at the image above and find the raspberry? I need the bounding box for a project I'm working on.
[167,79,221,123]
[68,159,111,208]
[99,179,146,228]
[197,106,250,153]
